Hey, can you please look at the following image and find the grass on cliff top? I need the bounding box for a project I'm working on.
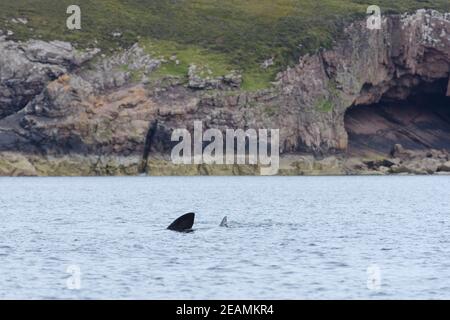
[1,0,449,90]
[141,38,278,90]
[142,39,233,78]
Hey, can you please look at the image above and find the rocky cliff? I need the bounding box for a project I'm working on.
[0,10,449,176]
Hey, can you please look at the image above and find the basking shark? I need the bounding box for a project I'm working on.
[167,213,229,232]
[167,212,195,232]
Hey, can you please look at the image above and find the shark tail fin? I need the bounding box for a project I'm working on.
[219,216,229,228]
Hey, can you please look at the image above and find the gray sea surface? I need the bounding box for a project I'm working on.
[0,176,449,299]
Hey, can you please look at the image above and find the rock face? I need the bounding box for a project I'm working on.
[0,38,99,118]
[275,9,450,154]
[0,10,449,176]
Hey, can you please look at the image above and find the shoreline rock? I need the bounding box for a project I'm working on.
[2,144,449,176]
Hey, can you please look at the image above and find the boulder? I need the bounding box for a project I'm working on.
[0,152,37,176]
[438,161,450,172]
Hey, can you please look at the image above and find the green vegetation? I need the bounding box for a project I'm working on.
[264,105,280,117]
[1,0,449,89]
[141,39,234,78]
[315,98,334,113]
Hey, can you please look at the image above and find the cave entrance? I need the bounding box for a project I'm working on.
[344,78,450,157]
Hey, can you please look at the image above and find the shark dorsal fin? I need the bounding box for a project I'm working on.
[167,212,195,232]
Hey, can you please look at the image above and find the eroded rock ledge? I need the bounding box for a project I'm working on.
[0,9,449,176]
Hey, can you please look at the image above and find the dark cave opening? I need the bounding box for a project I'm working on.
[344,78,450,157]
